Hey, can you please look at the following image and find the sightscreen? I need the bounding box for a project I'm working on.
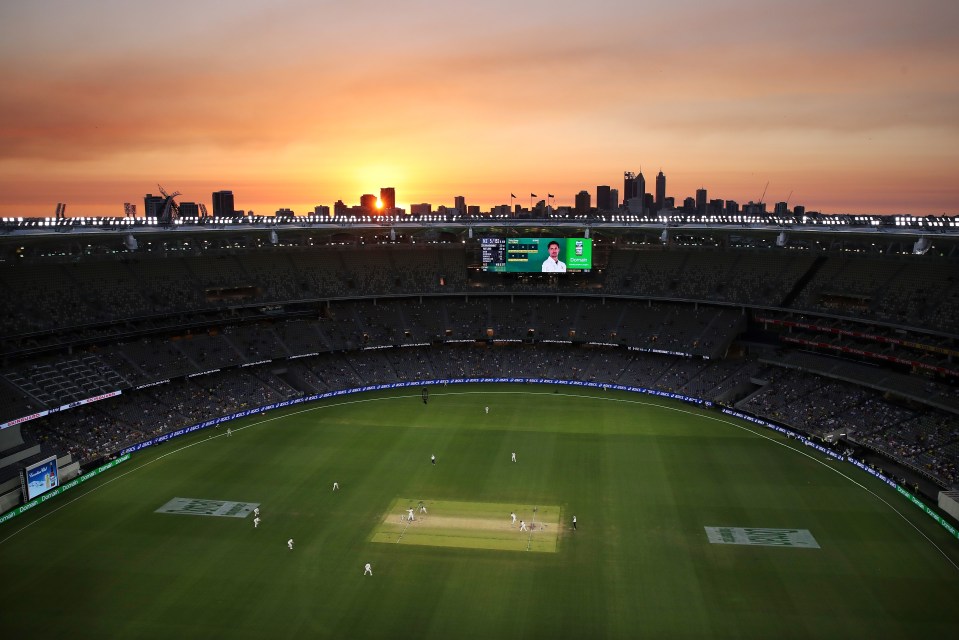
[24,455,59,501]
[481,237,592,273]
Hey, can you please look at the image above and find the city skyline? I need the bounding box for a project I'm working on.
[2,1,958,217]
[126,170,799,219]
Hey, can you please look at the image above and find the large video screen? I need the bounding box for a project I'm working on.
[24,455,59,500]
[482,237,592,273]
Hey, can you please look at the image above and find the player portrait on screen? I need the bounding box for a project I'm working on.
[541,240,566,273]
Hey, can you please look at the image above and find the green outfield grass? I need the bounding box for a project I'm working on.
[1,384,958,639]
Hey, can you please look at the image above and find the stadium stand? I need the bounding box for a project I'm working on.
[1,231,957,510]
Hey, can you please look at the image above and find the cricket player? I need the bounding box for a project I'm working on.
[431,454,436,465]
[253,507,260,517]
[254,516,260,528]
[227,428,232,437]
[519,520,527,531]
[407,508,415,522]
[332,481,339,491]
[511,452,516,463]
[485,406,489,414]
[288,538,294,550]
[364,563,373,576]
[419,502,427,514]
[510,512,516,525]
[573,515,577,531]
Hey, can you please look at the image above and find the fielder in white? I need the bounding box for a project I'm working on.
[510,512,517,525]
[519,520,527,531]
[288,538,294,550]
[253,516,260,528]
[407,508,415,522]
[511,452,516,462]
[332,481,339,491]
[364,563,373,576]
[485,406,489,414]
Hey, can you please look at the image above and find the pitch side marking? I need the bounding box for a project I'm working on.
[3,387,957,572]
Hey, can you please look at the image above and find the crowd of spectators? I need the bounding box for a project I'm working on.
[8,341,954,488]
[734,370,958,486]
[2,245,957,343]
[1,245,957,491]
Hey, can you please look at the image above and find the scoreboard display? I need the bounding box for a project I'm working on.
[481,237,592,273]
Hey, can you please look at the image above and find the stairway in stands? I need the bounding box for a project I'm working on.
[779,254,828,308]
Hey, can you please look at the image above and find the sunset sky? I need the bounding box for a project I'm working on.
[1,0,958,217]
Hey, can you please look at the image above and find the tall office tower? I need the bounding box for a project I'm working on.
[575,190,591,213]
[360,194,378,211]
[794,205,805,216]
[609,189,619,211]
[655,171,666,211]
[144,194,166,218]
[212,190,235,218]
[637,172,646,211]
[596,185,611,211]
[454,195,466,213]
[696,188,707,214]
[380,187,396,211]
[623,172,638,206]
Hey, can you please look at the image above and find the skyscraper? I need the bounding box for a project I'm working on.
[454,195,466,213]
[655,171,666,211]
[623,172,638,206]
[696,188,707,214]
[380,187,396,212]
[212,190,235,218]
[575,190,591,213]
[622,171,647,210]
[144,194,165,218]
[361,194,377,211]
[596,185,611,211]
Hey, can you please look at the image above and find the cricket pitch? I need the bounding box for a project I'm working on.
[371,498,562,553]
